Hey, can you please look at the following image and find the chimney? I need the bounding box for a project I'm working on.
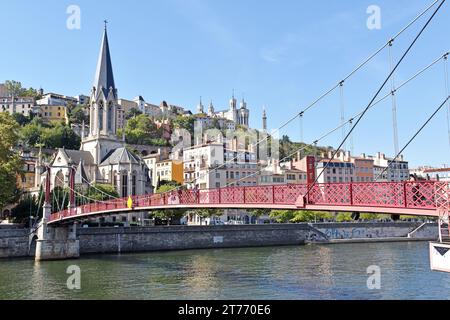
[328,151,333,159]
[377,152,381,159]
[346,150,351,161]
[297,150,301,162]
[361,153,366,159]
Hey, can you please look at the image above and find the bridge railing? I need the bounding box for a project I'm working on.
[48,181,440,222]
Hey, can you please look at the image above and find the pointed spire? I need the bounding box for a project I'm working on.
[93,22,116,99]
[262,106,267,131]
[208,100,215,115]
[197,96,204,114]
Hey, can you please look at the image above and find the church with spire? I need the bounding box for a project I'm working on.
[44,24,152,198]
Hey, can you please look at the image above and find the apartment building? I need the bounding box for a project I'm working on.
[36,105,68,124]
[0,96,35,116]
[369,152,409,182]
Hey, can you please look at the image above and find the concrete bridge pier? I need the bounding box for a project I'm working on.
[35,203,79,261]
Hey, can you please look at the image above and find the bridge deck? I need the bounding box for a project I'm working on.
[48,181,443,224]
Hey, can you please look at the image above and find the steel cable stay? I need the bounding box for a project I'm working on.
[304,0,447,199]
[340,81,347,182]
[227,54,448,188]
[51,50,448,205]
[281,0,441,130]
[52,49,448,207]
[53,174,121,206]
[389,40,400,174]
[80,174,121,200]
[155,0,443,196]
[444,53,450,149]
[375,96,450,181]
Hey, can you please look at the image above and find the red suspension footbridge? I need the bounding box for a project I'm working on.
[48,181,449,225]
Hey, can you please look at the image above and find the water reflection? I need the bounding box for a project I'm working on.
[2,242,450,300]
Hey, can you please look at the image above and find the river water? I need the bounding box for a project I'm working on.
[1,241,450,300]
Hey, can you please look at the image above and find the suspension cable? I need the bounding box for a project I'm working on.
[117,0,445,197]
[305,0,446,198]
[444,53,450,150]
[185,0,443,193]
[53,174,119,206]
[349,119,354,155]
[389,40,400,169]
[81,175,120,200]
[375,96,450,180]
[299,112,304,143]
[227,53,448,187]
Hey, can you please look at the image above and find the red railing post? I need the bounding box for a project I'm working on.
[243,187,246,204]
[272,185,275,204]
[350,183,353,205]
[403,182,408,208]
[218,188,221,204]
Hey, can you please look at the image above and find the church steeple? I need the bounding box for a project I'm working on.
[88,22,119,139]
[93,22,116,100]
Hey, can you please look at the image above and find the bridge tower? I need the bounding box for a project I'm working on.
[34,167,80,261]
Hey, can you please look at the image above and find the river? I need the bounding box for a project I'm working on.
[1,241,450,300]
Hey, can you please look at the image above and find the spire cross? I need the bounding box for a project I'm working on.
[104,20,108,30]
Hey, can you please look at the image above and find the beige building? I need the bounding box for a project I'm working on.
[0,97,35,116]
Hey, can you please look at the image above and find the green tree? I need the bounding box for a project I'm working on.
[12,112,32,126]
[269,210,297,223]
[11,193,43,225]
[123,114,161,145]
[125,107,143,120]
[4,80,23,97]
[0,113,23,209]
[86,184,120,201]
[68,104,88,125]
[40,123,81,149]
[290,210,334,223]
[20,118,45,146]
[335,212,354,222]
[4,80,41,99]
[172,115,195,134]
[247,208,271,223]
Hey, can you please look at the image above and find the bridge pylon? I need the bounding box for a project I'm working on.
[35,167,80,261]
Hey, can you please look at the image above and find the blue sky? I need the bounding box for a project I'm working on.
[0,0,449,167]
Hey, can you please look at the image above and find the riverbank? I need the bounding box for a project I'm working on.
[0,221,439,259]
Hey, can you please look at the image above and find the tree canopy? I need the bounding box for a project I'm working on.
[0,113,22,209]
[119,114,166,146]
[4,80,41,99]
[68,104,88,125]
[20,120,81,149]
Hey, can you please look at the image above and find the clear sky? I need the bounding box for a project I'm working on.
[1,0,449,167]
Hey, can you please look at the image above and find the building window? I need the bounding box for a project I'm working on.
[132,174,136,196]
[122,173,128,197]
